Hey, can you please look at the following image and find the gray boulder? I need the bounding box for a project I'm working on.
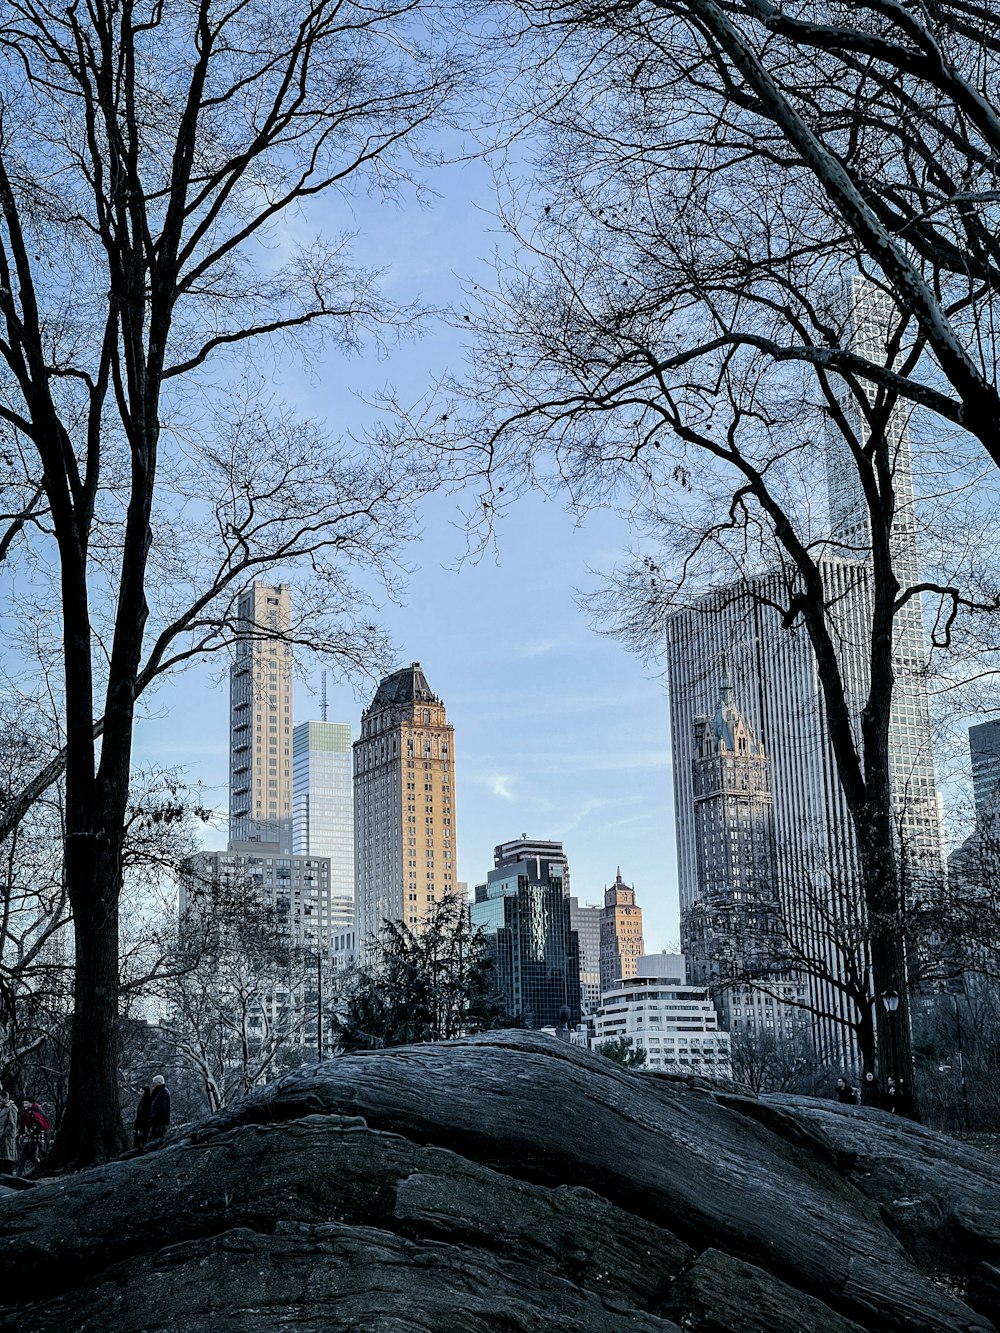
[0,1031,994,1332]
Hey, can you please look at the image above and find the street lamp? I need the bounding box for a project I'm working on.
[880,989,900,1088]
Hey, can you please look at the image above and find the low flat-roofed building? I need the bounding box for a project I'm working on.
[592,966,731,1077]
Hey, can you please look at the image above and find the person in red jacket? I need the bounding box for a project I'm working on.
[18,1098,50,1172]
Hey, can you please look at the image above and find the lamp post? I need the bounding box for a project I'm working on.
[881,988,900,1088]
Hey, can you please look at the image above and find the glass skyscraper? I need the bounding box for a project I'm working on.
[969,719,1000,823]
[471,855,580,1028]
[292,721,354,933]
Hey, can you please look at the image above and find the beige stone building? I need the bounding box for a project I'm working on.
[229,583,293,851]
[599,869,645,992]
[354,663,456,954]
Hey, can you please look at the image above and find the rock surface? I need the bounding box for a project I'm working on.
[0,1031,996,1332]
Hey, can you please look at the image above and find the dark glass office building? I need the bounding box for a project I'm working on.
[970,719,1000,822]
[471,856,581,1028]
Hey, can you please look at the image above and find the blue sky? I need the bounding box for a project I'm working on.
[131,153,683,949]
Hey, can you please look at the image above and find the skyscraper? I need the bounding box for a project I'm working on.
[668,278,945,1065]
[691,657,776,960]
[494,837,570,895]
[689,659,805,1042]
[599,869,645,992]
[969,719,1000,823]
[292,721,354,933]
[229,583,293,850]
[824,274,940,875]
[353,662,456,951]
[471,854,580,1028]
[569,896,603,1014]
[667,559,943,1062]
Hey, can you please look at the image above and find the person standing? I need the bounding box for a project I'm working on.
[147,1075,171,1146]
[18,1097,50,1173]
[860,1071,882,1107]
[834,1077,856,1105]
[0,1092,18,1175]
[132,1086,152,1150]
[892,1077,917,1119]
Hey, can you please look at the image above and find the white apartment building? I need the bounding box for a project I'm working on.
[592,956,732,1077]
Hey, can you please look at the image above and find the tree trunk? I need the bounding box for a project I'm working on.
[52,859,127,1166]
[45,529,130,1167]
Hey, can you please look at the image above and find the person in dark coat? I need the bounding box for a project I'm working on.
[834,1077,856,1105]
[883,1077,898,1113]
[893,1078,916,1119]
[133,1086,152,1150]
[146,1075,170,1146]
[860,1071,881,1107]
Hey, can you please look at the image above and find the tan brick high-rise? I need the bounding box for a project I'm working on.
[354,663,456,954]
[229,583,293,850]
[600,869,644,992]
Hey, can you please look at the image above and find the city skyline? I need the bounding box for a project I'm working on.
[122,172,976,965]
[132,502,678,947]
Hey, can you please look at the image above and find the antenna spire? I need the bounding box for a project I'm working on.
[320,670,328,723]
[719,652,734,706]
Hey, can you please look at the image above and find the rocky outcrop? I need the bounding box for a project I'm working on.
[0,1031,996,1332]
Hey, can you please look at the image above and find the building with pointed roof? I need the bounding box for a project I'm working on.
[353,662,457,954]
[666,278,944,1068]
[691,655,775,937]
[689,661,805,1046]
[599,869,645,992]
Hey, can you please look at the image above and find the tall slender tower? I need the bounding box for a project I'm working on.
[353,663,456,952]
[229,583,293,850]
[690,657,776,984]
[599,870,645,992]
[824,275,941,880]
[292,720,355,932]
[689,661,804,1041]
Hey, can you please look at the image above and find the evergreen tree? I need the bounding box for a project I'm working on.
[332,895,514,1052]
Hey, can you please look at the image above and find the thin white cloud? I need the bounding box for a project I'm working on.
[492,774,515,801]
[557,795,633,836]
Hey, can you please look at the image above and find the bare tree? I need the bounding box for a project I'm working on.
[489,0,1000,464]
[157,898,316,1116]
[728,1026,823,1096]
[0,0,460,1164]
[693,867,878,1071]
[428,0,1000,1092]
